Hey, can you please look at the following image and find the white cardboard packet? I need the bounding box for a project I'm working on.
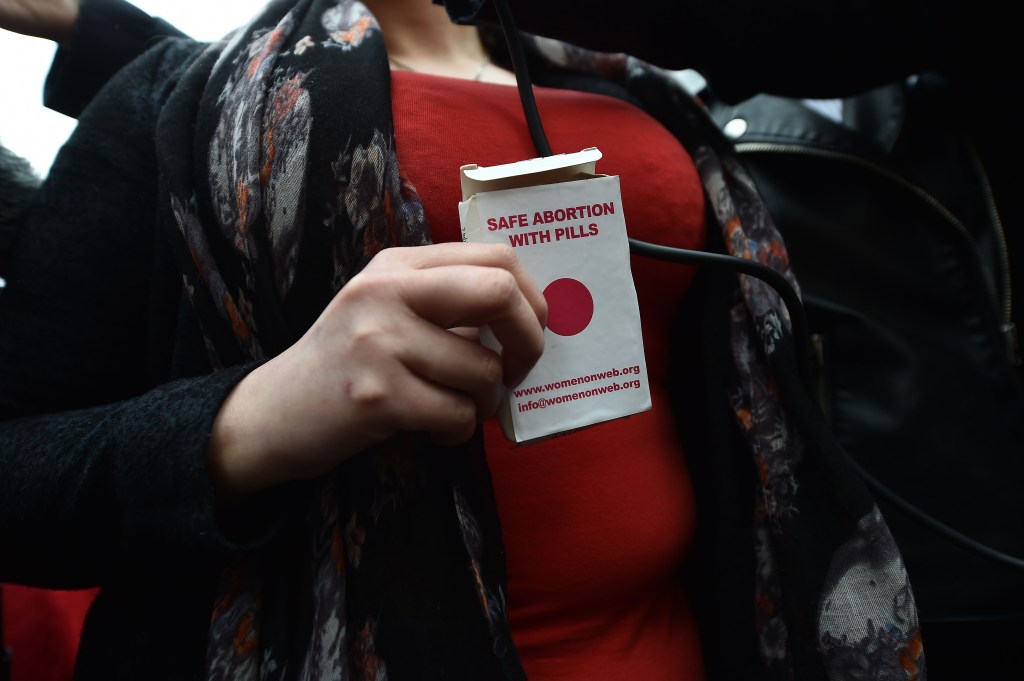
[459,148,652,442]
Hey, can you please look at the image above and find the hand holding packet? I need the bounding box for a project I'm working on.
[459,148,652,442]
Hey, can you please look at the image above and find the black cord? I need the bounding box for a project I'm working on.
[492,0,551,157]
[488,0,1024,573]
[490,0,812,382]
[850,460,1024,571]
[627,238,811,384]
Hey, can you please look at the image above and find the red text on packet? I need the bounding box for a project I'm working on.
[532,202,616,225]
[487,213,529,230]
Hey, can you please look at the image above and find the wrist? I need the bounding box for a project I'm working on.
[207,364,283,502]
[51,0,78,44]
[35,0,79,44]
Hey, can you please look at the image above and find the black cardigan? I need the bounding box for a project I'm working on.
[0,38,291,679]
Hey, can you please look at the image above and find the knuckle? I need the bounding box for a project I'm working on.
[450,397,477,430]
[512,322,545,363]
[479,350,503,387]
[338,272,376,303]
[348,321,390,354]
[370,246,403,267]
[524,328,545,360]
[535,294,549,325]
[346,373,389,410]
[489,243,518,268]
[482,269,519,306]
[341,269,398,306]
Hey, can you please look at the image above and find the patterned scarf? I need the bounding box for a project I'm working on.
[156,1,925,679]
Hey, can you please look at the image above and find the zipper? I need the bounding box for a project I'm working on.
[968,143,1020,365]
[735,141,1020,365]
[809,332,831,424]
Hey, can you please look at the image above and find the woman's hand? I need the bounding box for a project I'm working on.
[0,0,78,43]
[208,243,547,500]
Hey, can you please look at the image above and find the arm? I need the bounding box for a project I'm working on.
[0,0,186,117]
[0,0,76,42]
[47,0,186,118]
[2,34,547,585]
[207,243,548,501]
[0,39,258,587]
[0,370,263,587]
[4,231,545,588]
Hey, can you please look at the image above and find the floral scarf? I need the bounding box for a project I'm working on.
[157,1,925,679]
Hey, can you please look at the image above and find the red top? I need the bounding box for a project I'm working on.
[391,70,707,681]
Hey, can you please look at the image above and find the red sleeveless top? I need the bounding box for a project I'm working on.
[391,70,706,681]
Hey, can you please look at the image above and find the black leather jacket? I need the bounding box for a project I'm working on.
[708,75,1024,673]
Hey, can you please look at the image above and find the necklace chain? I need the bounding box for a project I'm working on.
[388,55,490,81]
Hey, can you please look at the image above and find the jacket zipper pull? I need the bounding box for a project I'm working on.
[1003,322,1022,366]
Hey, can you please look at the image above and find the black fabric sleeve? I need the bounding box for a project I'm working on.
[1,39,295,588]
[43,0,187,118]
[0,367,260,587]
[439,0,1000,102]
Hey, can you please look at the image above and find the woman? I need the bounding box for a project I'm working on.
[0,1,923,679]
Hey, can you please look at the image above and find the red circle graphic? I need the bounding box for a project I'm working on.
[543,278,595,337]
